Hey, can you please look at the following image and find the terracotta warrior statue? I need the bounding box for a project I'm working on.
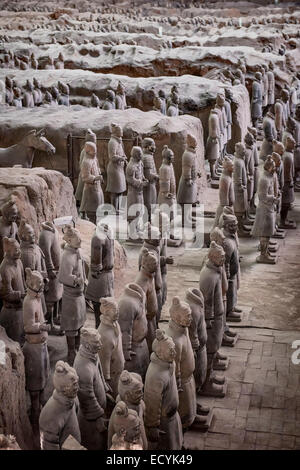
[224,88,233,152]
[294,105,300,188]
[91,93,101,108]
[80,141,104,224]
[75,129,97,212]
[233,142,250,237]
[221,213,242,322]
[251,72,263,128]
[135,247,159,355]
[102,90,116,110]
[244,132,255,220]
[158,89,167,115]
[115,81,127,110]
[19,220,47,277]
[167,93,179,117]
[5,77,14,105]
[58,81,70,106]
[32,78,43,106]
[12,87,22,108]
[0,237,25,344]
[166,297,211,431]
[158,145,176,220]
[22,268,50,440]
[118,283,149,380]
[206,108,221,179]
[152,210,174,306]
[98,297,124,398]
[275,95,286,141]
[139,224,163,324]
[212,156,234,229]
[106,123,127,214]
[86,223,114,329]
[144,329,183,450]
[108,370,147,449]
[39,221,63,333]
[108,401,143,449]
[198,241,227,398]
[267,62,275,106]
[260,105,277,162]
[177,133,199,224]
[73,327,109,450]
[126,146,148,240]
[142,137,159,221]
[281,89,291,124]
[0,198,19,265]
[251,156,278,264]
[185,288,207,395]
[261,65,269,111]
[247,126,259,213]
[215,93,227,162]
[39,361,81,450]
[23,79,35,108]
[280,135,296,229]
[58,226,86,365]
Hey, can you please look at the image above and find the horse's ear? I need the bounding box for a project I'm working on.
[28,129,36,135]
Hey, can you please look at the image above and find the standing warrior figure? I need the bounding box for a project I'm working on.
[58,225,86,365]
[251,72,263,129]
[167,93,179,117]
[86,223,114,329]
[206,108,221,179]
[199,241,227,398]
[158,145,176,220]
[75,129,97,211]
[0,237,25,344]
[251,156,278,264]
[259,104,277,162]
[261,65,269,110]
[98,297,124,399]
[118,283,149,380]
[166,297,210,431]
[106,123,127,214]
[142,137,159,221]
[267,62,275,105]
[293,105,300,187]
[80,141,104,225]
[233,142,250,237]
[144,329,183,450]
[115,81,127,110]
[33,78,43,106]
[244,132,255,218]
[126,146,148,240]
[73,328,109,450]
[39,221,63,333]
[135,248,159,355]
[177,133,199,213]
[221,214,242,322]
[39,361,81,450]
[0,198,19,265]
[248,126,259,213]
[280,135,296,229]
[212,156,234,229]
[224,88,233,152]
[22,268,50,440]
[23,79,35,108]
[102,90,116,110]
[275,96,286,141]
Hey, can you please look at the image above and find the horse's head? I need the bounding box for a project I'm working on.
[26,129,56,155]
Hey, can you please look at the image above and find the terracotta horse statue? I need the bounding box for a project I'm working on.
[0,129,56,168]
